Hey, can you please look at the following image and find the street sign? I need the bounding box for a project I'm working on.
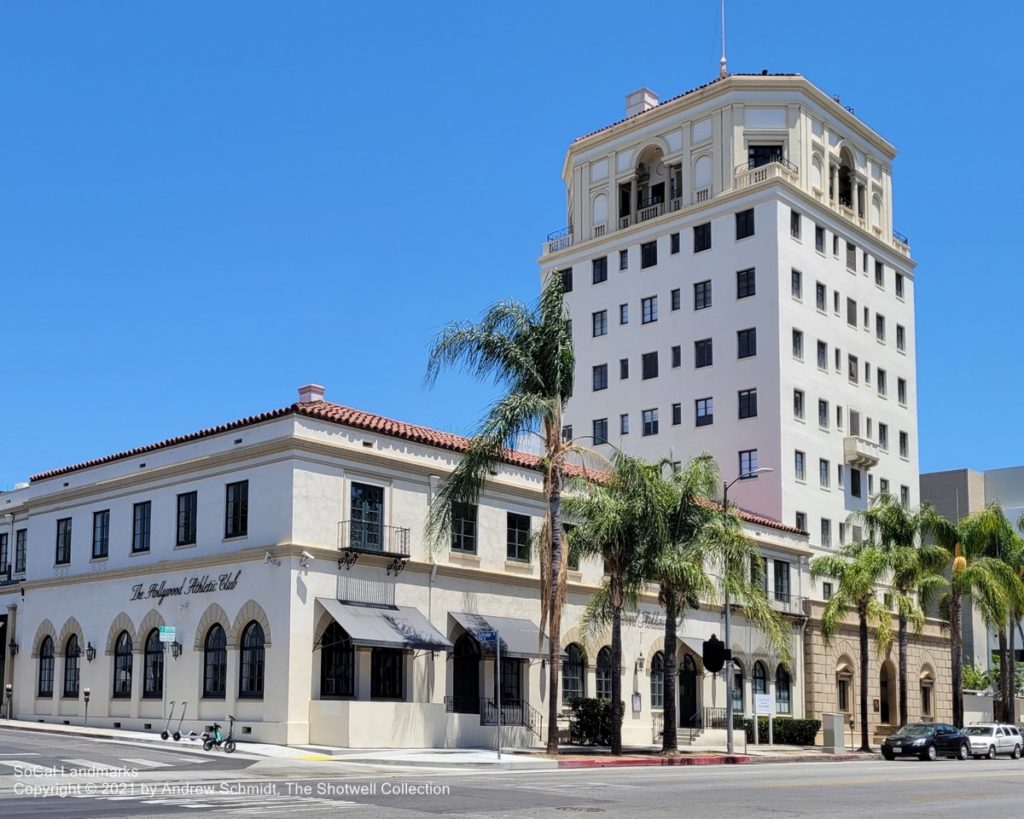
[477,630,498,643]
[755,693,772,715]
[158,626,176,643]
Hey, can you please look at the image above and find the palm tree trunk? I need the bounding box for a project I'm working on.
[898,612,908,727]
[950,591,964,728]
[610,603,623,755]
[1008,618,1017,723]
[545,463,564,755]
[859,605,871,752]
[662,588,678,753]
[999,629,1009,722]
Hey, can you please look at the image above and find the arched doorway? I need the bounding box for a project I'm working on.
[879,660,896,725]
[680,654,698,727]
[452,633,480,714]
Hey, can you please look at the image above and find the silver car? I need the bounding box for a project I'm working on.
[965,723,1022,759]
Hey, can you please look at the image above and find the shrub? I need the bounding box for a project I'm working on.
[567,697,624,746]
[743,717,822,746]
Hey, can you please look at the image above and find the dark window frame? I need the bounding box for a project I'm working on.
[203,624,228,699]
[693,222,711,252]
[112,631,133,699]
[143,628,164,699]
[451,503,478,554]
[238,621,266,699]
[506,512,531,562]
[738,388,758,419]
[737,328,757,359]
[225,481,249,539]
[695,397,714,427]
[38,636,54,698]
[735,208,755,240]
[371,647,404,700]
[132,501,152,553]
[55,517,72,565]
[92,509,110,559]
[640,241,658,269]
[176,491,198,547]
[736,268,756,299]
[320,622,355,699]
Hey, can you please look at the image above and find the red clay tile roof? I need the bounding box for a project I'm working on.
[28,399,802,536]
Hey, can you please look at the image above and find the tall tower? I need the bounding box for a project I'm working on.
[545,74,918,585]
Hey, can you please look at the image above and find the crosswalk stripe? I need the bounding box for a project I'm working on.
[120,757,172,768]
[62,759,123,770]
[0,760,49,771]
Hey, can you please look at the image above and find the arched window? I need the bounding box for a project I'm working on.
[143,628,163,699]
[650,651,664,709]
[920,667,935,718]
[63,635,80,698]
[776,665,791,714]
[596,647,613,701]
[113,631,133,699]
[203,625,227,699]
[562,644,586,704]
[321,622,354,698]
[753,661,767,695]
[732,659,744,714]
[38,636,54,697]
[239,621,265,699]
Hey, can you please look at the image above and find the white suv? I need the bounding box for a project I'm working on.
[964,723,1022,759]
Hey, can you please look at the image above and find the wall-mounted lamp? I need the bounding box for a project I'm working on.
[170,641,183,659]
[8,639,18,657]
[299,551,313,569]
[635,653,645,673]
[264,551,281,567]
[85,642,96,663]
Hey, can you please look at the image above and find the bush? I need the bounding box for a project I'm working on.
[567,697,624,746]
[743,717,822,746]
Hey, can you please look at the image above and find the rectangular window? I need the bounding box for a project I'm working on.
[15,529,26,574]
[620,413,630,435]
[837,464,844,488]
[671,345,681,368]
[851,468,862,498]
[132,501,152,552]
[794,451,806,481]
[899,431,909,458]
[562,424,573,442]
[619,249,628,270]
[592,364,608,391]
[790,210,801,239]
[792,329,803,359]
[865,361,872,386]
[695,398,714,427]
[837,405,844,429]
[55,518,72,565]
[592,310,608,337]
[506,512,531,562]
[735,208,755,239]
[793,389,804,420]
[0,533,6,576]
[92,509,110,559]
[671,288,680,311]
[835,347,841,371]
[896,324,906,351]
[815,225,825,253]
[848,354,859,384]
[849,410,861,436]
[816,282,826,311]
[695,338,713,368]
[878,423,889,451]
[693,222,711,252]
[641,351,659,380]
[833,234,839,257]
[846,242,856,270]
[880,478,890,495]
[641,240,658,269]
[641,296,658,323]
[819,459,830,488]
[817,340,827,370]
[738,388,758,419]
[671,403,681,426]
[559,268,572,293]
[739,449,758,476]
[821,519,832,548]
[863,306,870,330]
[619,358,629,379]
[898,378,907,405]
[592,256,608,284]
[225,481,248,538]
[694,280,712,310]
[737,328,756,359]
[592,418,608,445]
[833,290,840,315]
[176,491,197,547]
[736,268,756,299]
[619,303,628,324]
[896,272,905,298]
[877,368,887,397]
[846,297,857,327]
[670,232,680,254]
[795,512,807,532]
[818,400,829,429]
[791,268,802,300]
[876,314,886,342]
[774,560,791,602]
[642,408,659,437]
[452,503,478,553]
[875,260,884,287]
[371,648,404,700]
[901,485,910,507]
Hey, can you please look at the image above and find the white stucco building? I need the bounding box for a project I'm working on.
[0,385,810,748]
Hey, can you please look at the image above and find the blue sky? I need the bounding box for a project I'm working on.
[1,1,1021,485]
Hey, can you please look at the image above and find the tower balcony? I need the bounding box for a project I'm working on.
[843,436,880,470]
[733,157,799,190]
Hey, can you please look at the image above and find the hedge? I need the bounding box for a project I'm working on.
[566,697,625,746]
[743,717,822,746]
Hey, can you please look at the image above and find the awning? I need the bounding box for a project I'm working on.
[317,598,452,651]
[449,612,559,659]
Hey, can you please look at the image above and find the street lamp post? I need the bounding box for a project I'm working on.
[722,466,773,755]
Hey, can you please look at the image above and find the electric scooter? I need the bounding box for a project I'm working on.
[172,701,188,741]
[202,714,237,753]
[160,701,177,740]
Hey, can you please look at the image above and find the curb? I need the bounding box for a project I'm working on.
[333,757,558,770]
[556,753,871,768]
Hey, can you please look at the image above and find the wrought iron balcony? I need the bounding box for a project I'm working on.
[337,520,411,574]
[546,226,573,253]
[769,593,807,616]
[843,436,881,469]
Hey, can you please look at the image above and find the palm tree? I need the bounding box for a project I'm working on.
[424,276,575,754]
[851,494,948,727]
[563,451,677,754]
[811,543,892,752]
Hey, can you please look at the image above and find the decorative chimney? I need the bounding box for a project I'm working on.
[625,88,659,118]
[297,384,326,403]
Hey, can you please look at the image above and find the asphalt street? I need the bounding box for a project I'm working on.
[2,727,1024,817]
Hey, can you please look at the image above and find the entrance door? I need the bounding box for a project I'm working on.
[350,483,383,550]
[880,666,891,724]
[451,634,479,714]
[680,655,698,727]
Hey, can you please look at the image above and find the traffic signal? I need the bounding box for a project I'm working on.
[702,634,726,673]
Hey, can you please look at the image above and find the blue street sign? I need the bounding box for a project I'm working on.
[477,630,498,642]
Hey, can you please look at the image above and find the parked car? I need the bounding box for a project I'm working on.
[881,723,969,761]
[965,723,1022,759]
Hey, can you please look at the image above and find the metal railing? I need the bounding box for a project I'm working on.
[480,698,543,739]
[893,228,909,244]
[337,520,410,557]
[546,226,573,253]
[770,593,806,615]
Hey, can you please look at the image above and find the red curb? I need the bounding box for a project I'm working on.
[557,755,751,768]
